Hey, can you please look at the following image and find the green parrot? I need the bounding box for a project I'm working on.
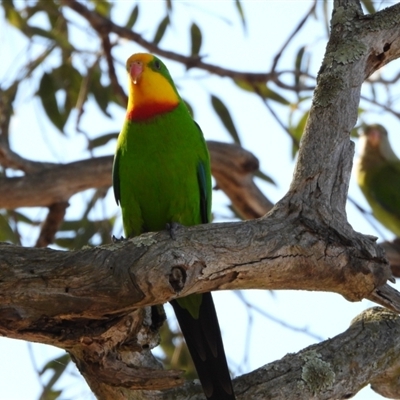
[112,53,235,399]
[357,124,400,237]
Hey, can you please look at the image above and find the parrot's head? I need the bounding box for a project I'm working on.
[125,53,180,120]
[363,124,387,148]
[359,124,398,163]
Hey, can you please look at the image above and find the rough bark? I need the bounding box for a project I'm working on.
[230,307,400,400]
[2,1,400,399]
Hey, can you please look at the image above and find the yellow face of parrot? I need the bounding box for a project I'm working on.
[125,53,180,121]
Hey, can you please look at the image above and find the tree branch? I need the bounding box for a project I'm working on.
[229,307,400,400]
[0,156,111,208]
[60,0,276,83]
[35,202,70,247]
[208,141,273,219]
[0,214,394,339]
[0,142,272,219]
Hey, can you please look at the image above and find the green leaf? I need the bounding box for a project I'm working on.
[57,219,85,232]
[0,214,18,243]
[350,126,360,138]
[190,22,202,57]
[234,0,247,31]
[89,71,113,117]
[289,109,309,158]
[37,0,63,29]
[0,83,19,121]
[26,26,56,40]
[37,72,66,132]
[40,354,70,375]
[38,353,70,400]
[210,95,241,144]
[90,0,112,17]
[125,4,139,29]
[88,132,119,150]
[10,210,35,225]
[254,169,276,186]
[361,0,375,14]
[294,46,306,89]
[54,237,76,249]
[153,15,170,45]
[234,80,290,105]
[295,46,306,72]
[2,0,26,29]
[52,64,82,111]
[39,390,62,400]
[56,189,113,249]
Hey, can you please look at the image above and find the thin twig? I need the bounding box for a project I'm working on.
[35,202,70,248]
[100,33,128,106]
[271,0,317,73]
[235,291,324,341]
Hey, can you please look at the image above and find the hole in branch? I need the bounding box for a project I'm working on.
[169,265,187,292]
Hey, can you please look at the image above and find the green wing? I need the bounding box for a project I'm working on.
[197,160,210,224]
[369,162,400,219]
[195,121,211,225]
[171,121,234,399]
[112,148,121,206]
[363,161,400,236]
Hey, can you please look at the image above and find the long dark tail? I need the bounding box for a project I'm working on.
[170,292,235,399]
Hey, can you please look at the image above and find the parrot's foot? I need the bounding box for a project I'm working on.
[166,222,182,240]
[112,235,125,243]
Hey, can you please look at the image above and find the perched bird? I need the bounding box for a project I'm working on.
[357,124,400,237]
[113,53,235,399]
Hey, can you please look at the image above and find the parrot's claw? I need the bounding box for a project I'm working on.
[112,235,125,243]
[166,222,181,240]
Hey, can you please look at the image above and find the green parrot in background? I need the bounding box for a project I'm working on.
[357,124,400,237]
[112,53,235,399]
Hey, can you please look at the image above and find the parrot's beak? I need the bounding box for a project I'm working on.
[130,61,143,85]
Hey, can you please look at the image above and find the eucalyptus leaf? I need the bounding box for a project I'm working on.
[125,4,139,29]
[211,95,241,144]
[38,72,66,132]
[153,15,170,45]
[190,22,202,57]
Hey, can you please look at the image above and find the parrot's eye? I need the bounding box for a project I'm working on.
[154,60,161,70]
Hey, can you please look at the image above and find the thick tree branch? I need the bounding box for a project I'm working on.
[0,219,396,397]
[0,156,111,208]
[0,142,272,219]
[0,142,55,174]
[382,239,400,276]
[0,215,394,338]
[208,141,273,219]
[147,308,400,399]
[230,307,400,400]
[0,235,398,399]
